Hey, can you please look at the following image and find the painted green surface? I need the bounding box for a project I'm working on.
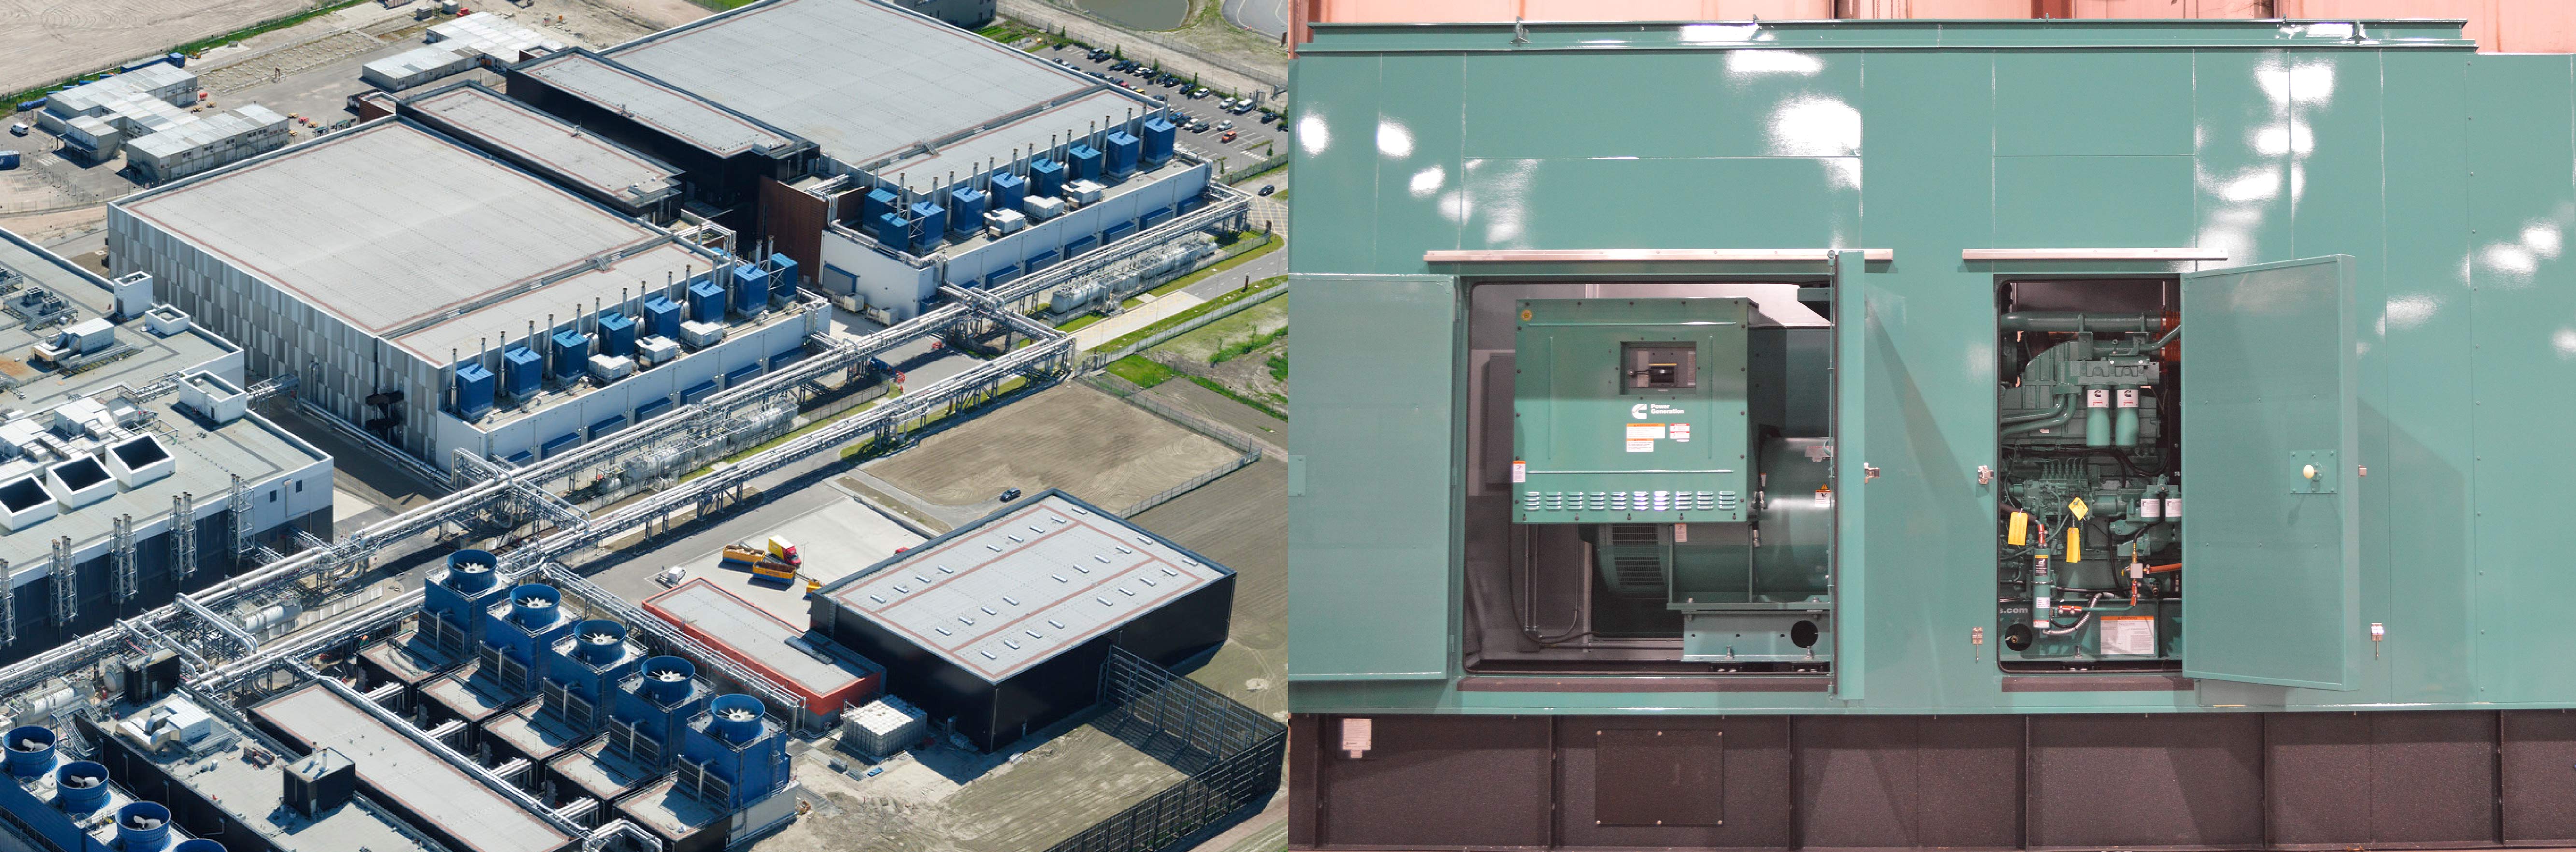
[1511,298,1751,525]
[1287,18,2576,715]
[2178,256,2361,691]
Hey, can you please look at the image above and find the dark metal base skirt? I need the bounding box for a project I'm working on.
[1289,710,2576,850]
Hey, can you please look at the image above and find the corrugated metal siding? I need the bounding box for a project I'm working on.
[1298,0,2576,52]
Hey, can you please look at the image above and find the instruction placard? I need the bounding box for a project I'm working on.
[2100,616,2155,656]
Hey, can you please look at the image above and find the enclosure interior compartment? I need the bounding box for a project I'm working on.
[1464,282,1836,674]
[1992,277,2184,672]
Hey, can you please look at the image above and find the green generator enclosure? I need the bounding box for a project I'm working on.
[1512,297,1751,525]
[1288,15,2576,851]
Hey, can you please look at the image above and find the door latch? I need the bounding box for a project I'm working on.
[1976,465,1994,486]
[1863,464,1881,483]
[2370,622,2385,659]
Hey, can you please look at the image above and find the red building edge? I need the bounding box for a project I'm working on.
[640,578,878,723]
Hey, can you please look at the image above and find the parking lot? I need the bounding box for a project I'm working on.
[1036,42,1287,170]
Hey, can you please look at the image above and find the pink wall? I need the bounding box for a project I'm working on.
[1296,0,2576,52]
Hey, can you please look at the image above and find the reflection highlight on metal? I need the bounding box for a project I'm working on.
[1425,248,1893,263]
[1962,248,2229,261]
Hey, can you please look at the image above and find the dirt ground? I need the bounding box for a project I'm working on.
[866,383,1237,511]
[767,721,1184,852]
[1134,454,1285,717]
[0,0,305,94]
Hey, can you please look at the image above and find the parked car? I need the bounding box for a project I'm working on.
[1258,184,1275,196]
[1220,130,1238,143]
[1188,87,1209,98]
[7,123,26,136]
[998,487,1023,503]
[1190,120,1210,132]
[1230,101,1255,115]
[1217,119,1234,130]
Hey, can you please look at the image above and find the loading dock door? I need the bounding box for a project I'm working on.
[2179,255,2362,691]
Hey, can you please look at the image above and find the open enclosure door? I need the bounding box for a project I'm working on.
[2179,255,2362,691]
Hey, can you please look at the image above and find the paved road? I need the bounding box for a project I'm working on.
[1221,0,1289,40]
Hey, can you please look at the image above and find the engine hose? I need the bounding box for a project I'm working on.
[2001,398,2077,436]
[2041,592,2112,636]
[2001,395,2074,425]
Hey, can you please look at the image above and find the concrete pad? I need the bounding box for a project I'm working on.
[614,495,923,628]
[1073,290,1206,350]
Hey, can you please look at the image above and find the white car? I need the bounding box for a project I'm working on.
[1217,119,1234,131]
[655,566,687,587]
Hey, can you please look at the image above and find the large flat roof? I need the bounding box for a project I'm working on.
[823,492,1229,683]
[513,51,801,159]
[403,82,683,207]
[114,120,716,364]
[0,227,235,408]
[643,578,877,707]
[253,682,575,852]
[115,697,433,852]
[608,0,1120,165]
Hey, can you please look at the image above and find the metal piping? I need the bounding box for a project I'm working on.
[1997,312,2162,334]
[2001,396,2077,436]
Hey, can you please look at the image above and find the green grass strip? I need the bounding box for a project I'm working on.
[1095,275,1285,353]
[1107,355,1176,388]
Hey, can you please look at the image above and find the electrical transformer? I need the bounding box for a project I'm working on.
[1287,16,2576,851]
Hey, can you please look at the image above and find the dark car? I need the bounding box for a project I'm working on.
[1258,184,1275,196]
[998,488,1023,503]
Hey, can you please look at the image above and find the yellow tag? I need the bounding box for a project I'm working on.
[2007,511,2028,546]
[1519,308,1534,321]
[2065,526,2083,563]
[2068,497,2090,520]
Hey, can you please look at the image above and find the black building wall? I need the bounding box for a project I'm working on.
[498,67,810,244]
[0,507,330,666]
[817,572,1234,751]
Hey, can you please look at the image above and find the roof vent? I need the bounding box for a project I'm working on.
[105,435,174,488]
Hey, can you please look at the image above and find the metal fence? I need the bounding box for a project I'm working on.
[1043,648,1286,852]
[1117,390,1263,516]
[1085,283,1288,368]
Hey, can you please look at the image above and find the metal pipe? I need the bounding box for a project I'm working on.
[2001,395,2073,425]
[2001,396,2076,435]
[2145,321,2182,352]
[1998,312,2161,334]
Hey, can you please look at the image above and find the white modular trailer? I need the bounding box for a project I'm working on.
[361,46,473,91]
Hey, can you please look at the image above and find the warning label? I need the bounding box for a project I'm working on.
[1670,423,1691,442]
[1626,423,1666,441]
[1626,439,1655,453]
[2100,616,2156,656]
